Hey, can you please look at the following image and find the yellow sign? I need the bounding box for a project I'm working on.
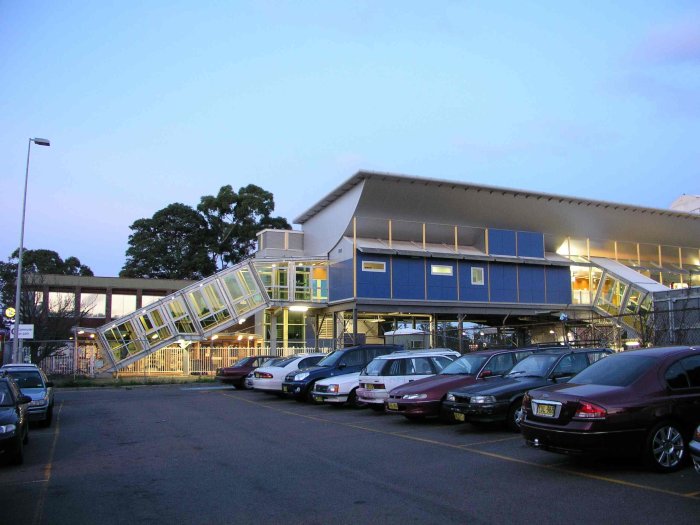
[4,307,15,319]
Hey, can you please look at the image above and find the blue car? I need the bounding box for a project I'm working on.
[0,364,55,427]
[0,374,31,465]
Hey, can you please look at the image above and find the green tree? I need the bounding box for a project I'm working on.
[197,184,291,270]
[120,203,216,279]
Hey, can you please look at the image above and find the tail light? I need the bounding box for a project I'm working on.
[522,392,532,410]
[573,401,606,419]
[255,372,273,379]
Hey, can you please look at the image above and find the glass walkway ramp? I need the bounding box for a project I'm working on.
[78,261,273,372]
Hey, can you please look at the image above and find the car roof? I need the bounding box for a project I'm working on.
[1,363,40,368]
[536,347,611,356]
[375,349,460,360]
[612,346,699,358]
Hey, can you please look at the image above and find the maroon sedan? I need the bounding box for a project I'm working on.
[385,348,539,420]
[521,346,700,472]
[215,355,277,389]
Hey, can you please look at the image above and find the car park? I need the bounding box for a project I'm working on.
[520,346,700,472]
[442,348,612,431]
[281,344,403,401]
[0,374,31,465]
[215,355,278,388]
[357,349,460,410]
[0,363,54,427]
[690,424,700,474]
[251,353,326,393]
[385,347,542,420]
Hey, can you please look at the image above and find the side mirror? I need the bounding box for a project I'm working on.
[338,362,346,369]
[46,381,54,387]
[19,395,32,405]
[478,370,493,378]
[551,373,573,382]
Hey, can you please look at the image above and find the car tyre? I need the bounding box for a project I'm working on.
[236,379,249,390]
[507,399,524,432]
[347,388,363,409]
[645,421,687,473]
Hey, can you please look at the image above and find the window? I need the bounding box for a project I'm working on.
[81,293,106,318]
[681,356,700,387]
[362,261,386,272]
[49,291,75,315]
[471,267,485,285]
[142,295,163,308]
[665,362,690,389]
[487,353,516,375]
[431,265,453,276]
[111,294,137,318]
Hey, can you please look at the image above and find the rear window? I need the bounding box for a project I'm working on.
[441,355,488,375]
[571,355,656,386]
[364,359,389,376]
[5,370,44,388]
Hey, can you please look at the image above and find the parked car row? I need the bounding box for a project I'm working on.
[222,344,700,474]
[0,363,55,466]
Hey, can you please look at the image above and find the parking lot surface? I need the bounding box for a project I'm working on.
[1,385,698,525]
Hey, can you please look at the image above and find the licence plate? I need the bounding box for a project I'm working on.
[454,412,465,422]
[366,384,374,390]
[314,395,324,403]
[282,385,289,393]
[387,403,398,410]
[536,404,555,417]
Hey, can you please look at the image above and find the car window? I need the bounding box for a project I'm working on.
[681,355,700,387]
[6,370,44,388]
[572,355,656,386]
[430,356,453,372]
[587,351,609,364]
[0,382,14,407]
[488,353,515,375]
[441,355,488,375]
[299,356,323,369]
[665,361,690,389]
[386,359,404,376]
[408,357,434,375]
[513,351,534,363]
[365,359,389,376]
[340,350,365,367]
[508,354,560,377]
[552,354,589,377]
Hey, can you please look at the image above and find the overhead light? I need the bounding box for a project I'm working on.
[239,317,246,324]
[248,335,254,340]
[211,335,219,340]
[78,330,85,335]
[90,334,95,339]
[237,335,243,341]
[289,305,309,312]
[549,330,555,334]
[625,341,640,347]
[33,137,51,147]
[151,334,159,340]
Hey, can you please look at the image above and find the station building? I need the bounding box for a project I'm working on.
[68,170,699,372]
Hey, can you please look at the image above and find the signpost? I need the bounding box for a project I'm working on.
[17,324,34,339]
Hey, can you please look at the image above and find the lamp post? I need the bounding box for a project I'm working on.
[13,137,50,363]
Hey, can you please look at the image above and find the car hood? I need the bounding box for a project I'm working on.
[0,406,19,425]
[20,388,48,400]
[390,374,480,398]
[451,376,548,397]
[316,372,361,387]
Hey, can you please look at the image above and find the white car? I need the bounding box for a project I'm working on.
[357,349,460,409]
[311,372,364,407]
[250,353,325,393]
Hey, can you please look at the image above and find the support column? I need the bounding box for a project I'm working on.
[332,312,338,350]
[432,316,438,349]
[352,308,358,346]
[270,311,278,354]
[458,314,465,353]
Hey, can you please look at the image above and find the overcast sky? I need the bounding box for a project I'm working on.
[1,1,698,277]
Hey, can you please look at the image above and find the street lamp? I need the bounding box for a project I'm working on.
[13,137,50,363]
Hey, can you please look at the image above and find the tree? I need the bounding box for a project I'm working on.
[120,203,216,279]
[0,249,94,363]
[198,184,291,270]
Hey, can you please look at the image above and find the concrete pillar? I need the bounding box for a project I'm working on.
[270,311,278,353]
[352,308,358,345]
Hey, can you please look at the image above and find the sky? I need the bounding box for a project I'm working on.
[1,1,699,277]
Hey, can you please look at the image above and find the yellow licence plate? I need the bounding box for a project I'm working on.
[387,403,398,410]
[536,404,555,417]
[282,385,289,392]
[454,412,465,422]
[365,384,374,390]
[314,395,323,402]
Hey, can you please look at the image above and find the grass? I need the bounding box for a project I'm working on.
[50,375,218,388]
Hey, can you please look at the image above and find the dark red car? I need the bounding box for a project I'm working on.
[385,348,540,420]
[215,355,277,389]
[521,346,700,472]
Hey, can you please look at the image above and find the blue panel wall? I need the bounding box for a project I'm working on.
[488,229,517,256]
[329,258,354,301]
[517,232,544,258]
[427,259,457,301]
[392,257,426,300]
[546,266,572,304]
[489,263,518,302]
[458,261,489,301]
[357,254,391,299]
[518,265,546,303]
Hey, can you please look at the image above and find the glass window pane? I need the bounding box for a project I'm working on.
[111,294,137,318]
[81,293,106,317]
[49,291,75,314]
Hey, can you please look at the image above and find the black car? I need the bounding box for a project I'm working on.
[442,348,612,431]
[281,344,403,401]
[0,375,31,466]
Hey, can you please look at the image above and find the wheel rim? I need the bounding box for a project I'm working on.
[511,406,523,428]
[651,425,685,468]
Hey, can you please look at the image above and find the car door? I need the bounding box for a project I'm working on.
[338,349,366,373]
[664,355,700,427]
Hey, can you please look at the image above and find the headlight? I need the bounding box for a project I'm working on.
[30,398,48,407]
[469,395,496,404]
[0,424,17,435]
[294,372,310,381]
[328,385,339,393]
[402,394,427,400]
[445,393,455,402]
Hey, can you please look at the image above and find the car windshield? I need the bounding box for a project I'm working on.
[5,370,43,388]
[440,355,488,375]
[364,359,388,376]
[261,357,285,367]
[570,355,656,386]
[0,383,13,407]
[272,356,299,368]
[231,358,254,368]
[507,354,560,377]
[316,350,342,367]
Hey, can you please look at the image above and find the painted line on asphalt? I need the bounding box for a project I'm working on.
[32,401,63,525]
[180,385,236,391]
[0,478,49,487]
[457,435,521,447]
[219,391,699,501]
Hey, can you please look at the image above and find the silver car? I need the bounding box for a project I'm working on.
[0,364,54,427]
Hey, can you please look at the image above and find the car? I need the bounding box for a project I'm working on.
[357,349,461,410]
[0,374,31,465]
[281,344,404,401]
[311,371,365,407]
[385,347,543,420]
[251,353,326,393]
[520,346,700,473]
[0,363,55,427]
[690,425,700,474]
[442,348,612,431]
[215,355,278,388]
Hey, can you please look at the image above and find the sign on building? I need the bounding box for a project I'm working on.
[18,324,34,339]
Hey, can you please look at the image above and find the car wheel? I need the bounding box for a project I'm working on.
[507,400,524,432]
[645,421,687,472]
[42,405,53,428]
[347,388,363,409]
[236,379,249,390]
[299,382,317,403]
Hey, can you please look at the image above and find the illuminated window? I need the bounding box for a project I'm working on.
[49,291,75,315]
[111,294,137,319]
[471,267,485,285]
[431,265,453,276]
[81,293,106,317]
[362,261,386,272]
